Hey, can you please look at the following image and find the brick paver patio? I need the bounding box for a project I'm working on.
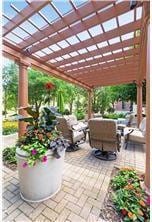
[3,139,145,222]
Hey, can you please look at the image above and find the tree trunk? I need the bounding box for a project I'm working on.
[69,101,73,114]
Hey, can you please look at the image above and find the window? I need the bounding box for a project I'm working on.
[58,40,69,49]
[77,30,90,41]
[109,37,120,45]
[97,41,108,48]
[118,11,134,26]
[121,32,134,41]
[102,18,117,32]
[87,45,97,51]
[52,0,73,15]
[40,4,60,23]
[66,36,80,45]
[49,44,61,51]
[89,25,103,37]
[29,13,48,29]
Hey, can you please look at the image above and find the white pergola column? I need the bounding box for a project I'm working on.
[18,61,29,137]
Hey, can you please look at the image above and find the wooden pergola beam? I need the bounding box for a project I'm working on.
[73,57,139,76]
[62,48,139,71]
[17,1,115,49]
[50,37,140,67]
[3,0,50,36]
[41,21,141,62]
[24,2,138,54]
[3,43,91,90]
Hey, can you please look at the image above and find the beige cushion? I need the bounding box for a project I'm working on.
[73,131,85,143]
[139,117,146,133]
[72,122,87,130]
[68,115,78,126]
[129,130,145,143]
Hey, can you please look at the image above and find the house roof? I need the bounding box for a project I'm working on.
[2,0,149,89]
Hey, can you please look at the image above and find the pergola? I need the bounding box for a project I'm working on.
[2,0,150,190]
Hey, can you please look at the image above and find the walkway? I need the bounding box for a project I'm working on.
[3,140,145,222]
[2,133,18,150]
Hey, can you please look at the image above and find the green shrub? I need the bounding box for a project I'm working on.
[2,120,18,135]
[3,147,17,165]
[75,111,85,120]
[103,112,126,119]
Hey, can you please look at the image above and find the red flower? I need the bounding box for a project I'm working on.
[121,209,128,216]
[45,82,54,90]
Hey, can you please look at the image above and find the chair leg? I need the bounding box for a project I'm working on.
[125,142,128,149]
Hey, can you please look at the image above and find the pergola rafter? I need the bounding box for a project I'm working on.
[2,0,148,89]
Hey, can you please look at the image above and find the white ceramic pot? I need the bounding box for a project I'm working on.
[16,148,65,202]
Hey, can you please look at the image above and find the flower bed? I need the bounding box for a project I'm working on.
[100,167,150,222]
[3,120,18,135]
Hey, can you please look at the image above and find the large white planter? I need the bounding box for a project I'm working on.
[16,148,65,202]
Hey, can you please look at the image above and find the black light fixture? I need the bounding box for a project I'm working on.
[130,1,138,10]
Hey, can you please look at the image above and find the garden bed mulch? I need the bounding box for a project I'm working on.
[99,167,122,222]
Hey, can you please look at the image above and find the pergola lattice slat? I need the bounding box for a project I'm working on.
[41,20,141,62]
[3,0,50,36]
[23,1,135,54]
[2,0,147,89]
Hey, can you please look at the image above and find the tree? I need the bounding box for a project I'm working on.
[28,68,55,110]
[93,87,111,115]
[2,62,18,117]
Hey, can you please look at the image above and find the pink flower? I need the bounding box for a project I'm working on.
[31,149,37,155]
[146,195,150,206]
[22,162,28,168]
[42,156,47,162]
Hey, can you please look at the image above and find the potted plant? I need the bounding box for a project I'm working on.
[15,82,69,202]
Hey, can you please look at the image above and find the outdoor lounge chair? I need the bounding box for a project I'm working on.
[88,119,121,160]
[56,116,86,152]
[124,117,146,149]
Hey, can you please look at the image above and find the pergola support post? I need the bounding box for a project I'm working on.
[88,90,93,120]
[136,82,142,127]
[144,21,150,192]
[18,61,29,138]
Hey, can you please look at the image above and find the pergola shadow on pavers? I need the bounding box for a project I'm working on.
[3,142,145,222]
[2,0,150,195]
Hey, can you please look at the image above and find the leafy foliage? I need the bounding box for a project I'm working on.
[103,112,126,120]
[16,106,69,167]
[3,147,17,165]
[111,168,150,222]
[2,62,18,116]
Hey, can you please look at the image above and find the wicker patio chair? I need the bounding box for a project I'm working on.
[88,119,121,160]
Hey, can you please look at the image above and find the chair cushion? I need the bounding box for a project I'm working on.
[68,115,78,125]
[73,131,85,143]
[139,117,146,133]
[72,122,88,131]
[129,130,145,143]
